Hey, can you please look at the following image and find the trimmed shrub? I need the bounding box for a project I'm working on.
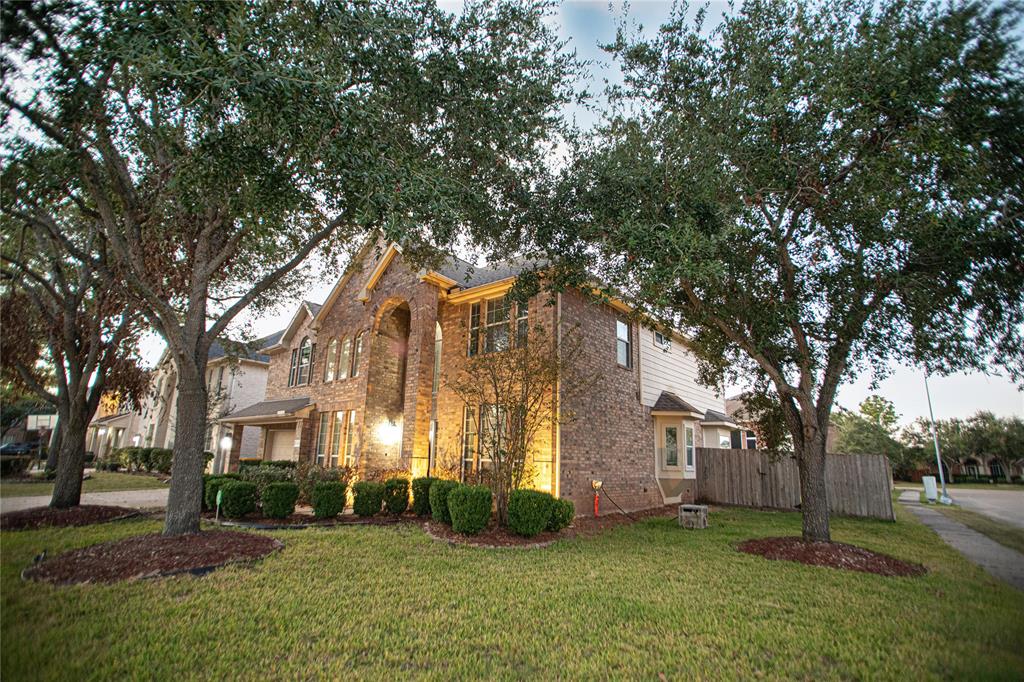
[547,498,575,532]
[0,455,31,478]
[204,476,236,511]
[261,482,299,519]
[220,480,258,518]
[429,479,460,525]
[241,464,293,497]
[352,481,385,517]
[507,489,555,537]
[238,458,263,468]
[411,477,435,516]
[383,477,410,515]
[448,485,492,535]
[263,460,297,470]
[149,448,173,474]
[295,462,353,505]
[311,481,348,518]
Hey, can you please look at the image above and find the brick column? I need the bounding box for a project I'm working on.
[227,424,244,472]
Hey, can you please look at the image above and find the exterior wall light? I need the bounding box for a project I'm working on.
[220,435,233,450]
[377,419,402,448]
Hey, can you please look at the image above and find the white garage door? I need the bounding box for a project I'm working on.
[266,429,296,461]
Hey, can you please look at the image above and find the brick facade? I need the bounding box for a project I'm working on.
[241,244,723,516]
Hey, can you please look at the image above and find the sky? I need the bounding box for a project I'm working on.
[140,0,1023,428]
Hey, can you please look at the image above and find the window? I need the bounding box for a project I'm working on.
[664,425,679,467]
[323,338,338,382]
[329,411,343,467]
[432,322,442,395]
[338,337,351,380]
[730,430,742,449]
[745,430,757,450]
[478,404,507,470]
[350,332,363,377]
[515,300,529,346]
[296,338,313,385]
[288,349,298,386]
[468,297,528,356]
[483,298,510,353]
[990,459,1005,479]
[343,411,357,466]
[654,331,671,350]
[616,320,632,368]
[216,366,225,393]
[462,406,477,481]
[685,426,695,468]
[316,412,330,466]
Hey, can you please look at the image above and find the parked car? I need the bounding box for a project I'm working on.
[0,442,40,455]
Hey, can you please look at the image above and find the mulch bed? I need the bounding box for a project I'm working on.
[23,530,283,585]
[1,505,140,531]
[207,510,416,530]
[425,505,679,548]
[737,536,927,577]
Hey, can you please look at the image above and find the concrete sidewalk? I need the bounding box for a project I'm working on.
[1,488,168,515]
[899,490,1024,591]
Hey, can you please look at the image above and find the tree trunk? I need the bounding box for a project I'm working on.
[162,373,208,536]
[795,433,830,542]
[49,413,88,508]
[45,422,62,472]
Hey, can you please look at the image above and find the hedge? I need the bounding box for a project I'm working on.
[149,448,173,474]
[448,485,492,535]
[220,480,258,518]
[352,481,385,517]
[383,478,410,515]
[240,464,292,497]
[547,498,575,532]
[429,479,460,525]
[311,481,347,518]
[508,489,555,537]
[261,482,299,519]
[411,477,435,516]
[204,476,236,511]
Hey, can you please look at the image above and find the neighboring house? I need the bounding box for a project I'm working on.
[220,241,738,514]
[87,331,282,473]
[2,412,58,452]
[725,393,839,453]
[86,394,142,459]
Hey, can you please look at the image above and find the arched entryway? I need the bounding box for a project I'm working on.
[363,301,411,470]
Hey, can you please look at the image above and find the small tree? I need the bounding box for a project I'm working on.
[445,319,588,524]
[539,0,1024,541]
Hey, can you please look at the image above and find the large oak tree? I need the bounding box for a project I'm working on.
[538,0,1024,540]
[2,0,578,534]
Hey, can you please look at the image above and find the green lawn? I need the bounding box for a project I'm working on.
[0,471,167,498]
[2,506,1023,680]
[896,482,1024,491]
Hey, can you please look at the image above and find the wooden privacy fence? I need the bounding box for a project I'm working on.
[695,448,895,521]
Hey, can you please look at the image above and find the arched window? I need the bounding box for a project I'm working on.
[338,337,352,380]
[323,338,338,382]
[296,337,312,385]
[351,331,364,377]
[990,459,1005,480]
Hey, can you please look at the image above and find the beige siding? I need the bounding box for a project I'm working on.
[638,327,725,414]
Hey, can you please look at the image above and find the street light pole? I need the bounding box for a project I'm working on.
[924,375,952,505]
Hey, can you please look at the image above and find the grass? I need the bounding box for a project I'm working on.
[933,505,1024,556]
[0,471,167,498]
[895,482,1024,491]
[2,506,1023,680]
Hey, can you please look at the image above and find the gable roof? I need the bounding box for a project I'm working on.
[651,392,704,417]
[701,409,739,428]
[220,397,312,421]
[210,329,286,364]
[263,301,322,352]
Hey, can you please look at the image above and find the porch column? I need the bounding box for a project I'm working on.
[227,424,244,472]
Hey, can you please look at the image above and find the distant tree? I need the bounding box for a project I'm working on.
[858,396,900,433]
[0,209,148,507]
[2,0,577,534]
[902,411,1024,481]
[445,320,589,525]
[538,0,1024,541]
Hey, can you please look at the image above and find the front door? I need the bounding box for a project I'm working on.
[266,428,296,461]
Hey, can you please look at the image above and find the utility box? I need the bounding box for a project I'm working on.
[678,504,708,529]
[922,476,938,503]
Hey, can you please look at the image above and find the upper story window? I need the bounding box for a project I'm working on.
[468,297,528,357]
[351,332,364,377]
[216,366,225,393]
[616,320,632,368]
[323,338,338,382]
[432,322,442,395]
[293,337,313,386]
[288,349,298,386]
[654,331,671,350]
[338,337,351,380]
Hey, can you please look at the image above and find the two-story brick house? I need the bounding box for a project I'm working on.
[220,241,739,513]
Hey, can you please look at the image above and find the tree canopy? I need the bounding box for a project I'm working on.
[532,0,1024,540]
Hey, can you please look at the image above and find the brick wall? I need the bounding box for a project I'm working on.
[558,290,662,514]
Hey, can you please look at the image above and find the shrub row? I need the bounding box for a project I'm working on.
[447,485,492,535]
[114,447,173,474]
[508,489,574,537]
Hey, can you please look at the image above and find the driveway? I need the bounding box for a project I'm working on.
[949,488,1024,530]
[0,488,168,515]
